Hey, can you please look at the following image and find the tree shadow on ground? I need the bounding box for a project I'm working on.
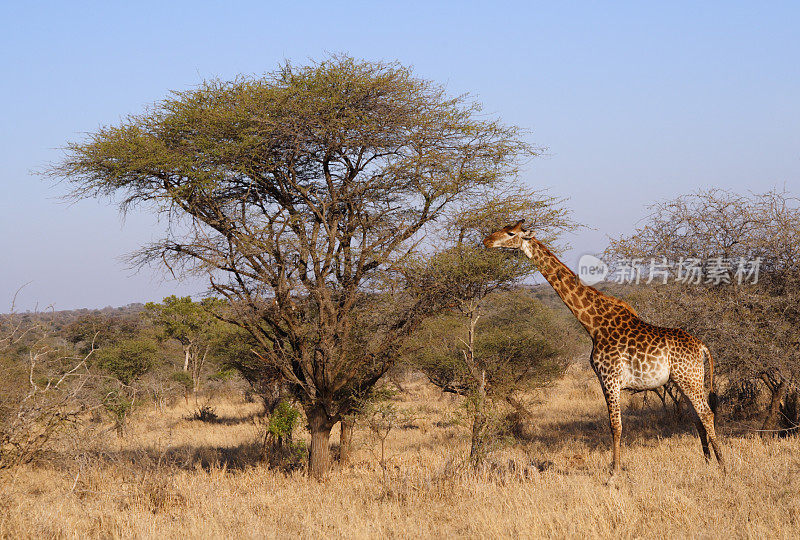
[50,438,305,474]
[530,403,699,453]
[183,410,264,426]
[67,441,267,472]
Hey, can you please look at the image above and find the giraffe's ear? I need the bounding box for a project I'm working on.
[517,219,536,238]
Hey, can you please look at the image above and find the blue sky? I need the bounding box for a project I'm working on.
[1,1,798,310]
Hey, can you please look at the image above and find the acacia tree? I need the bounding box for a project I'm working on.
[50,56,539,477]
[144,295,221,398]
[606,188,800,434]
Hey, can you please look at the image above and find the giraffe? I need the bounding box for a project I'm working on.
[483,219,725,476]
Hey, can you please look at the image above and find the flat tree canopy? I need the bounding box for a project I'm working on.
[50,55,544,477]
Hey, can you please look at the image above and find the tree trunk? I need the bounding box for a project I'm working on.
[191,347,207,403]
[183,346,190,371]
[469,370,488,467]
[778,389,799,436]
[339,416,355,467]
[306,405,335,479]
[762,379,787,436]
[470,409,487,467]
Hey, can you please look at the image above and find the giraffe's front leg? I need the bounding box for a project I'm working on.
[594,362,623,478]
[605,382,623,477]
[591,350,624,477]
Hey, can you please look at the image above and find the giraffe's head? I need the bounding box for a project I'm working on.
[482,219,533,250]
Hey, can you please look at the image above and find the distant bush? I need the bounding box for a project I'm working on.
[94,339,156,385]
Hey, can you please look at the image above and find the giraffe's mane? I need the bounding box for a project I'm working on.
[584,284,639,316]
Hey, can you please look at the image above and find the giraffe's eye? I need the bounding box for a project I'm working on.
[506,231,515,236]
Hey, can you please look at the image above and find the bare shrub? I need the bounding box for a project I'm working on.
[0,299,97,468]
[607,188,800,432]
[191,405,219,422]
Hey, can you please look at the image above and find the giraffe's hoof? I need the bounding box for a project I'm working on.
[606,470,622,486]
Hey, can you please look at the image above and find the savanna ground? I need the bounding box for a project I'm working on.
[1,363,798,539]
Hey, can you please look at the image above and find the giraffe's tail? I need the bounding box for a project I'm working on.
[702,344,718,415]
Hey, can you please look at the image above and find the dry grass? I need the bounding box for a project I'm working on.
[1,365,798,539]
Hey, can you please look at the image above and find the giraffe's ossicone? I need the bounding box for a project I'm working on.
[483,219,725,476]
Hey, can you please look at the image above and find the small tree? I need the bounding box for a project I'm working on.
[402,191,577,464]
[94,338,156,435]
[145,296,222,399]
[408,290,576,464]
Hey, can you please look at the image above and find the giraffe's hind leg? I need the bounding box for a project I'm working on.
[694,418,711,461]
[671,371,725,471]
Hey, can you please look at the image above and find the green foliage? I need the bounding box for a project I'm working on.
[414,244,533,305]
[408,289,575,398]
[268,401,300,441]
[101,388,135,435]
[170,371,193,390]
[208,367,237,382]
[62,312,142,354]
[95,338,157,385]
[260,401,305,471]
[288,440,307,462]
[144,296,219,346]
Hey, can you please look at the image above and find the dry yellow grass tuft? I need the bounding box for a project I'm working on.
[1,365,798,539]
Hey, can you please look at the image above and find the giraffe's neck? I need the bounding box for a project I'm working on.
[520,238,626,335]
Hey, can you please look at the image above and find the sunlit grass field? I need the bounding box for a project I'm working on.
[1,364,798,539]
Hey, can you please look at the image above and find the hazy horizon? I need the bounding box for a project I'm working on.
[2,1,798,311]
